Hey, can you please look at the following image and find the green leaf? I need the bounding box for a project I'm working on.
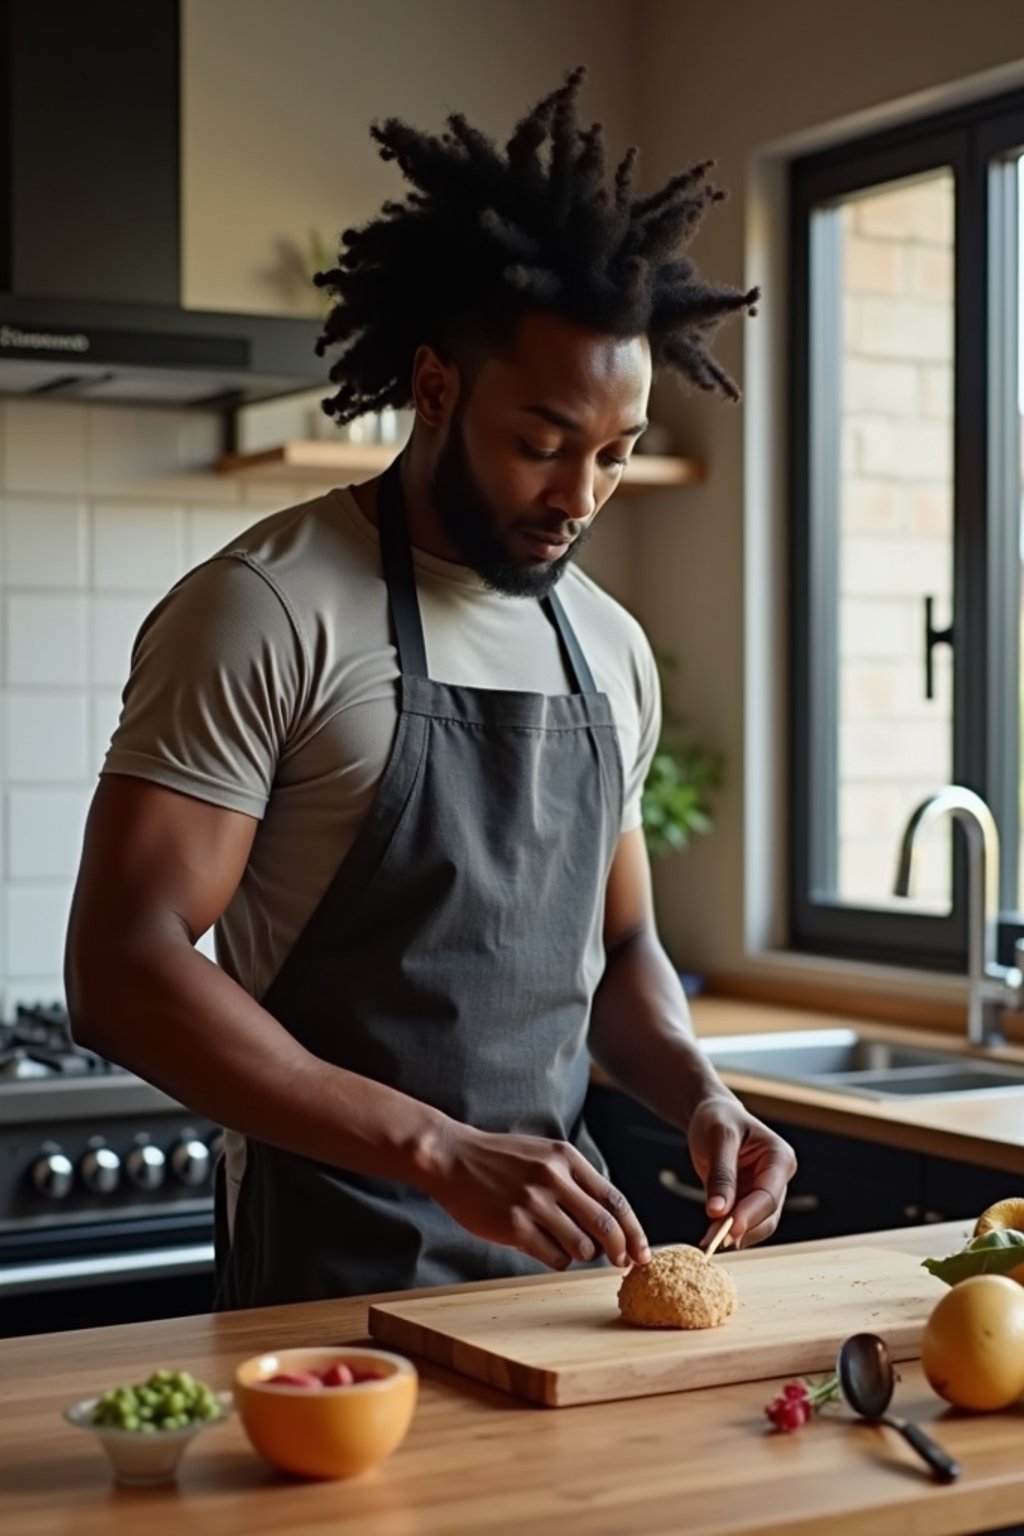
[922,1230,1024,1286]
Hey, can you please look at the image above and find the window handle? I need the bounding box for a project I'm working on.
[924,596,954,701]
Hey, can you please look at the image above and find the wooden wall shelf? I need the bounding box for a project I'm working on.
[217,440,705,491]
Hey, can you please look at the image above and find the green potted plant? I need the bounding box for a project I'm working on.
[641,652,724,861]
[641,653,723,998]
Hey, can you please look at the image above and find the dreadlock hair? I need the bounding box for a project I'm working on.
[314,65,758,425]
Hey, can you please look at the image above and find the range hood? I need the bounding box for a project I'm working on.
[0,0,324,408]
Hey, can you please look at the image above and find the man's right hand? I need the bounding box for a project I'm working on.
[418,1122,651,1271]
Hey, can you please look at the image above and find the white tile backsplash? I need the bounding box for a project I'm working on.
[4,977,67,1016]
[91,690,125,775]
[185,505,259,566]
[8,788,92,879]
[6,594,89,686]
[92,501,186,589]
[87,406,194,494]
[90,592,161,687]
[5,883,74,979]
[3,402,88,494]
[3,498,88,587]
[0,398,290,1005]
[5,693,90,782]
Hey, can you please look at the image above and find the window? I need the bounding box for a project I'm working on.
[790,91,1024,970]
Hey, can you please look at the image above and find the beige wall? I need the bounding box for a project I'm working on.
[180,0,641,606]
[181,0,639,316]
[634,0,1024,981]
[179,0,1024,984]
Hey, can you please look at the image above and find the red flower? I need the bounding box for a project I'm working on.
[764,1374,840,1433]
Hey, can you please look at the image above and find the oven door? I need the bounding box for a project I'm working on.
[0,1210,215,1336]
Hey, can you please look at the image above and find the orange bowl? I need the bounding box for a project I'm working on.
[234,1346,418,1480]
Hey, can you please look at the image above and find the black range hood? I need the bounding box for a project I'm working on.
[0,1,324,408]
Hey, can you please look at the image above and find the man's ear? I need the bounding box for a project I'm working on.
[411,343,460,429]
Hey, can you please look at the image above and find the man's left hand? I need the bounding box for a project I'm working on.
[686,1095,797,1249]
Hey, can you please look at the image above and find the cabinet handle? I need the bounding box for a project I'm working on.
[657,1169,820,1213]
[784,1193,822,1213]
[658,1170,705,1204]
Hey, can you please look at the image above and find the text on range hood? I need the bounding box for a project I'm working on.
[0,0,324,408]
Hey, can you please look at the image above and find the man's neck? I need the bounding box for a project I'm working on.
[350,431,464,565]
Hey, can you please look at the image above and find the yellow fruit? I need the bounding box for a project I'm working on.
[974,1198,1024,1237]
[922,1274,1024,1411]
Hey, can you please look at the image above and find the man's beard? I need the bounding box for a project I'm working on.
[428,415,591,598]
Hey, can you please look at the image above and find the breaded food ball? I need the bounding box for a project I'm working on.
[617,1244,738,1329]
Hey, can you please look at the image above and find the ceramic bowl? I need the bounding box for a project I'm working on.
[63,1392,233,1486]
[234,1346,418,1480]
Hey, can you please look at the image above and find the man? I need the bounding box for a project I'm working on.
[65,68,796,1309]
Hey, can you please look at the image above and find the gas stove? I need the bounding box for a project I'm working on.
[0,1002,130,1081]
[0,1002,218,1328]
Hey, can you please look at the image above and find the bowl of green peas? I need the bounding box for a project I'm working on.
[63,1367,232,1485]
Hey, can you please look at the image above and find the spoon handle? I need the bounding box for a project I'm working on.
[888,1417,961,1482]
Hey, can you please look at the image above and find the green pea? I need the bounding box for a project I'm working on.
[90,1368,219,1431]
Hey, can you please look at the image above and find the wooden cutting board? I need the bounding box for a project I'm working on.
[367,1245,945,1407]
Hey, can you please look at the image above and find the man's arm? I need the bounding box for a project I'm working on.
[66,774,649,1271]
[66,774,450,1185]
[588,827,796,1246]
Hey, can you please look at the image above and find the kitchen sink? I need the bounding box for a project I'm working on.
[700,1028,1024,1099]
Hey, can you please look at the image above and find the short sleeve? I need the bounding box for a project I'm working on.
[621,631,662,834]
[101,554,308,818]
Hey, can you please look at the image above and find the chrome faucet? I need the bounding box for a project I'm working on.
[895,785,1023,1048]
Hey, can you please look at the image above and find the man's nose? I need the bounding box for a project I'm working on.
[544,461,597,524]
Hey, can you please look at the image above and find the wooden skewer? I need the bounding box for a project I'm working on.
[704,1215,735,1260]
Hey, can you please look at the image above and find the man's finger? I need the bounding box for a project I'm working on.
[734,1211,783,1249]
[699,1221,737,1251]
[570,1156,651,1265]
[728,1188,778,1240]
[699,1120,742,1216]
[728,1152,794,1238]
[533,1201,602,1267]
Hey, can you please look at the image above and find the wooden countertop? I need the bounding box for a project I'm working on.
[677,996,1024,1175]
[4,1221,1024,1536]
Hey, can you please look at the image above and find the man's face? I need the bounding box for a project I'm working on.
[428,311,652,597]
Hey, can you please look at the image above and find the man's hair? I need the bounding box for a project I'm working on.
[314,66,758,426]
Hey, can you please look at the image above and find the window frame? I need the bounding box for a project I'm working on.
[789,87,1024,971]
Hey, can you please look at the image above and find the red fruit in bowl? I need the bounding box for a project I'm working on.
[318,1362,356,1387]
[264,1370,323,1388]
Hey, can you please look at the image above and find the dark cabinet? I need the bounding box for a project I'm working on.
[920,1156,1022,1228]
[585,1085,925,1246]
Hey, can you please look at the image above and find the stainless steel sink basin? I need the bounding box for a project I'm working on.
[700,1028,1024,1099]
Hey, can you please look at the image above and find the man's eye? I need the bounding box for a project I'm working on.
[519,438,628,469]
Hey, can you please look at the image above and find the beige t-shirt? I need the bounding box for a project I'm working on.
[102,486,662,1002]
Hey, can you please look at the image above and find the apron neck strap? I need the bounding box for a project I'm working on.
[542,588,597,695]
[377,453,597,695]
[378,455,429,678]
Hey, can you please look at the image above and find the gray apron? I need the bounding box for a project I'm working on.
[213,457,624,1308]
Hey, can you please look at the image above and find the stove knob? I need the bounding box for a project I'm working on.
[170,1136,211,1188]
[207,1129,225,1163]
[31,1150,74,1200]
[125,1143,166,1191]
[80,1145,122,1194]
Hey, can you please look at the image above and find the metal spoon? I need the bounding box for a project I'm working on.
[836,1332,960,1483]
